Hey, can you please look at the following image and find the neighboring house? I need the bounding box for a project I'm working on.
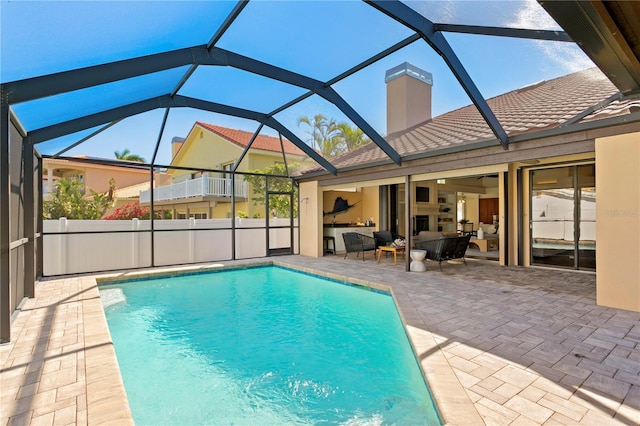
[139,122,309,219]
[44,156,151,200]
[297,63,640,313]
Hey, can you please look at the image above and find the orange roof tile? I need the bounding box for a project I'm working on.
[197,122,306,156]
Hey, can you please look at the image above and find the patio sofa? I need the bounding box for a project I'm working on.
[342,232,377,261]
[414,234,471,271]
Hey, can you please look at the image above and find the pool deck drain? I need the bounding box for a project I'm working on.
[2,256,639,425]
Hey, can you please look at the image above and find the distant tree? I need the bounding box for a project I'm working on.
[114,149,145,162]
[335,122,370,151]
[297,115,370,157]
[244,163,300,218]
[43,178,114,220]
[297,114,341,157]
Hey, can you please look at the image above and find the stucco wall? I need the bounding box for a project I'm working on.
[300,181,321,257]
[84,168,144,194]
[361,186,380,228]
[386,74,432,134]
[171,128,238,175]
[595,132,640,312]
[45,161,150,194]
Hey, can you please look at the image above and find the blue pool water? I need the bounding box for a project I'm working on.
[100,266,441,425]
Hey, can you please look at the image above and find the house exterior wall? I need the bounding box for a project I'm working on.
[299,181,322,257]
[361,186,380,227]
[595,132,640,312]
[246,151,286,171]
[167,126,302,219]
[83,167,148,194]
[170,129,243,180]
[44,160,150,194]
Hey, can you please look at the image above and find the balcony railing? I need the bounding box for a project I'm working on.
[139,176,247,203]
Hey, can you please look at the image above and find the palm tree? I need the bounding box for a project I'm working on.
[335,122,370,152]
[297,114,340,157]
[114,149,145,162]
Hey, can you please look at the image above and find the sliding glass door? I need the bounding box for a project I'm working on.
[530,164,595,270]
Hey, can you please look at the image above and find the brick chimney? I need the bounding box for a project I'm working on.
[171,136,185,159]
[386,62,433,135]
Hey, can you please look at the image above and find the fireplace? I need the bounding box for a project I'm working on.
[413,215,429,235]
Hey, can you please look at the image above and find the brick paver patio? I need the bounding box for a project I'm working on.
[1,256,638,425]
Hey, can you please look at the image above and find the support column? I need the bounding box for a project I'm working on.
[596,133,640,312]
[298,181,321,257]
[23,140,35,297]
[36,156,44,278]
[404,175,411,272]
[1,101,11,343]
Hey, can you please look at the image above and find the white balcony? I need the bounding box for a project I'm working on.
[139,176,247,203]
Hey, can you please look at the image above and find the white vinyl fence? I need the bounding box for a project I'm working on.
[44,218,298,275]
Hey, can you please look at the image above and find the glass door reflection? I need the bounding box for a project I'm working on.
[530,164,595,270]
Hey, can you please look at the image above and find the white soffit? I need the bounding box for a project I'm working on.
[322,176,406,191]
[412,164,508,182]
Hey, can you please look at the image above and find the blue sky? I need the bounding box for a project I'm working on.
[1,0,594,166]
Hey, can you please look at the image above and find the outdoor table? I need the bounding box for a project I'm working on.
[377,244,406,265]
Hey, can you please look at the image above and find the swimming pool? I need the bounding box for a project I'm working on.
[100,265,441,425]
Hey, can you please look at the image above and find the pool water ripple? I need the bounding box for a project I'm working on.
[100,266,441,425]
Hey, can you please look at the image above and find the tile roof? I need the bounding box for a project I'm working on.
[197,122,306,157]
[302,68,628,173]
[43,156,149,172]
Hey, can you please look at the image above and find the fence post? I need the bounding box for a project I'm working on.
[132,218,139,268]
[59,217,67,275]
[189,217,196,262]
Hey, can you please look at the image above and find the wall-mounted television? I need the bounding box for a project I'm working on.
[416,186,430,202]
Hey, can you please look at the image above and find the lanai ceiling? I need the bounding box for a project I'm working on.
[2,0,640,175]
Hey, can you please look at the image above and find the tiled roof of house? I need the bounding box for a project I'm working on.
[197,122,306,157]
[43,156,149,172]
[302,68,632,173]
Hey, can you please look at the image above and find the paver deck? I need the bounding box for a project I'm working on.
[2,256,639,425]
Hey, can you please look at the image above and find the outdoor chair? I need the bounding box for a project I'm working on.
[342,232,377,261]
[415,234,471,271]
[373,231,404,250]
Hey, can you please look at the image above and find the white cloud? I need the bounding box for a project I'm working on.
[507,0,594,74]
[507,0,560,30]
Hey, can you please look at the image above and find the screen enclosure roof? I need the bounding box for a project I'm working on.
[2,0,639,175]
